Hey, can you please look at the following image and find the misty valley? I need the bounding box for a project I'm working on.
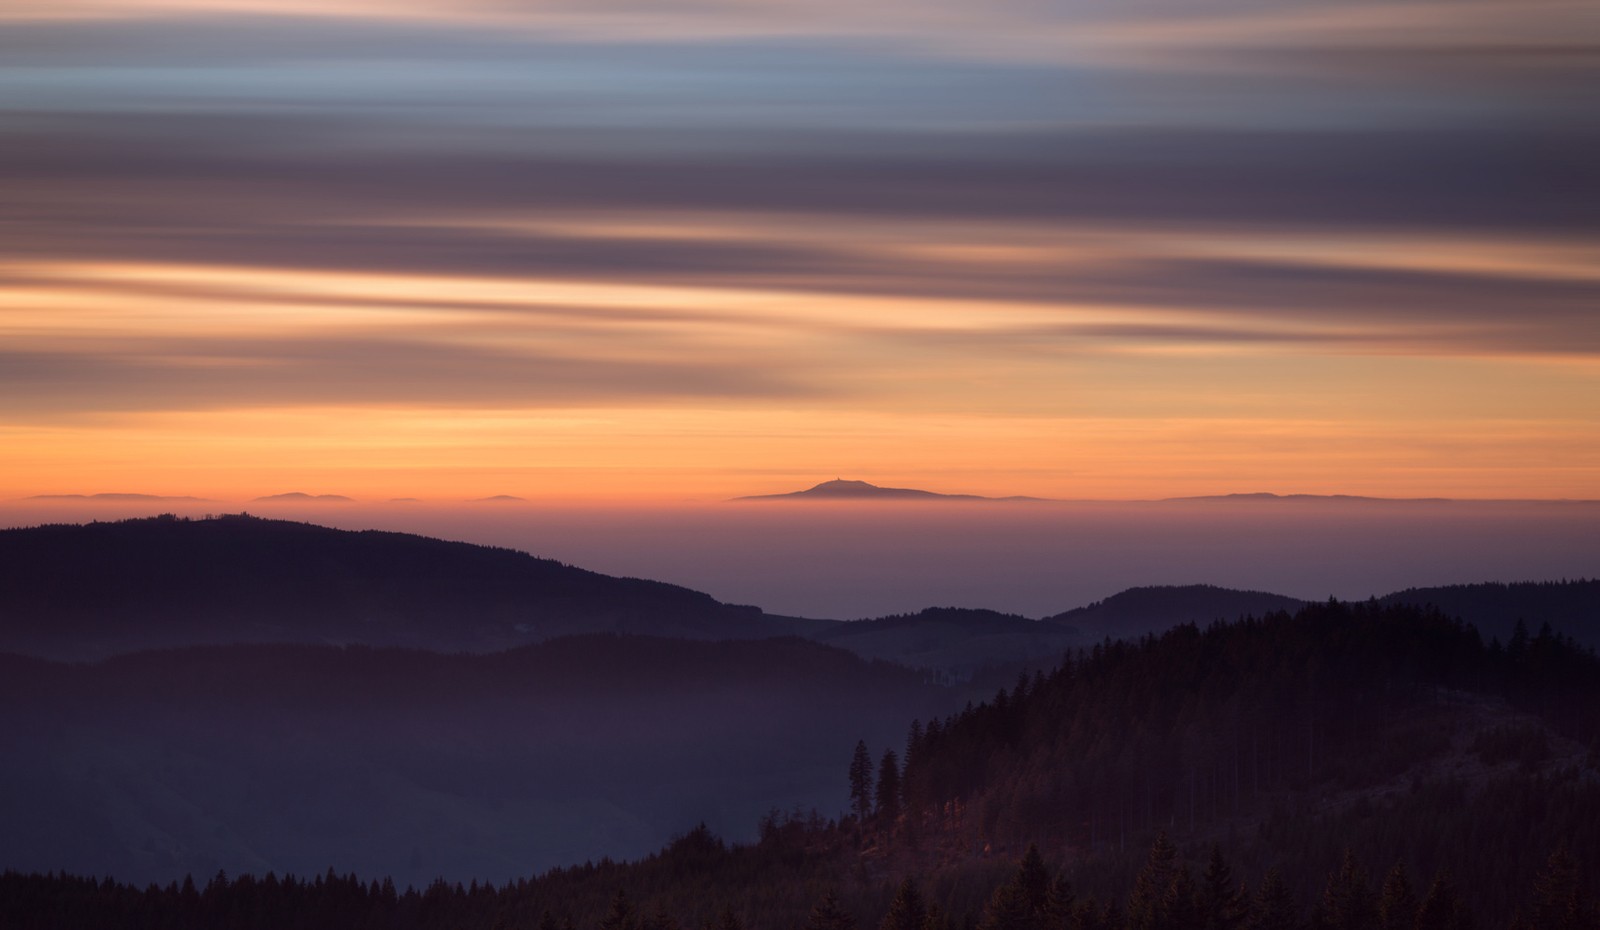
[0,515,1595,929]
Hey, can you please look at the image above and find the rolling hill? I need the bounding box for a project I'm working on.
[0,514,780,659]
[0,635,956,888]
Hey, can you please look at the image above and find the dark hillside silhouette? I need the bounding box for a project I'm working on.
[1043,584,1308,641]
[0,635,954,888]
[1373,580,1600,649]
[884,601,1600,925]
[1,515,1593,675]
[0,514,777,658]
[3,602,1597,929]
[814,607,1080,676]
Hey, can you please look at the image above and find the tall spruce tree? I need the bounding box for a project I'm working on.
[876,749,902,824]
[809,891,857,930]
[601,890,638,930]
[1532,848,1590,930]
[1199,845,1244,930]
[1164,866,1201,930]
[850,741,874,821]
[1377,863,1417,930]
[1415,873,1470,930]
[1321,849,1378,930]
[641,904,681,930]
[1049,875,1078,929]
[1248,868,1300,930]
[881,878,929,930]
[1128,831,1179,930]
[980,844,1054,930]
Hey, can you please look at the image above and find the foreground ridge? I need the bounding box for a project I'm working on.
[4,601,1596,929]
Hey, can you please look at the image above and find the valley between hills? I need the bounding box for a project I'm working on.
[0,514,1595,929]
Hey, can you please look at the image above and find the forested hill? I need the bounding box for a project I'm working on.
[1373,580,1600,649]
[812,608,1079,677]
[0,635,953,888]
[0,514,781,658]
[7,602,1598,930]
[4,515,1593,671]
[1042,584,1309,641]
[886,601,1600,925]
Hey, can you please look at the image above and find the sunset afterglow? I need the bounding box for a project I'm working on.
[3,0,1597,502]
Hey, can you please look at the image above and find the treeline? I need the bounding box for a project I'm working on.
[4,601,1598,929]
[852,602,1600,922]
[877,603,1597,848]
[2,835,1593,930]
[0,823,858,930]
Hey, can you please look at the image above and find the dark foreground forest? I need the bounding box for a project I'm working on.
[4,601,1598,930]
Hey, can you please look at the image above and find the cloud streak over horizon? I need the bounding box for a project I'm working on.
[2,1,1597,501]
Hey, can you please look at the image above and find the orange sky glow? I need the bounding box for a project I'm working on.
[5,249,1596,502]
[2,0,1596,504]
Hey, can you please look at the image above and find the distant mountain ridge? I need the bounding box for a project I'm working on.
[0,515,1592,666]
[813,607,1068,675]
[735,479,1047,501]
[1045,584,1310,641]
[1162,492,1598,503]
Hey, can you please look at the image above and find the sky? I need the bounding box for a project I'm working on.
[3,0,1599,504]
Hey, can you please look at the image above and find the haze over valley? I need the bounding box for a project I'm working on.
[5,489,1594,620]
[3,0,1597,922]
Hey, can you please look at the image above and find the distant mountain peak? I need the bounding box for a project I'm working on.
[252,492,354,502]
[1162,492,1454,503]
[814,478,875,491]
[736,479,1045,502]
[471,495,527,503]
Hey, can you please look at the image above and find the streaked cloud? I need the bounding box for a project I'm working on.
[0,0,1594,501]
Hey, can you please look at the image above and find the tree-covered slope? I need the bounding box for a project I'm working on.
[1373,580,1600,649]
[0,514,780,658]
[1042,585,1310,641]
[6,601,1597,930]
[886,601,1600,925]
[0,635,955,889]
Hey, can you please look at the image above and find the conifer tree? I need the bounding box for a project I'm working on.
[851,741,875,821]
[601,889,638,930]
[1415,873,1470,930]
[1069,896,1106,930]
[1532,848,1590,930]
[1048,875,1078,928]
[1376,863,1416,930]
[1164,865,1201,930]
[881,878,929,930]
[1321,849,1377,930]
[876,749,902,824]
[642,904,682,930]
[1247,868,1299,930]
[809,890,858,930]
[980,844,1054,930]
[1128,831,1179,930]
[1199,845,1244,930]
